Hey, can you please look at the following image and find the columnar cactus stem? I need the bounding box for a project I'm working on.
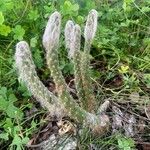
[43,11,109,132]
[15,41,66,118]
[72,25,85,105]
[65,21,85,105]
[80,9,98,113]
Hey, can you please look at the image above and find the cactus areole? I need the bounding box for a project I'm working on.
[15,10,109,135]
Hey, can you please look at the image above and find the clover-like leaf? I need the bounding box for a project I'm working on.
[9,94,18,103]
[6,103,23,120]
[0,24,11,36]
[30,37,38,47]
[0,95,8,110]
[61,1,79,16]
[28,10,39,21]
[0,86,7,98]
[12,25,25,40]
[0,132,9,141]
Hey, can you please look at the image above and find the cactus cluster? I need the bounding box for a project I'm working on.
[15,10,109,134]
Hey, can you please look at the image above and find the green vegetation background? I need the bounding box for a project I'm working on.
[0,0,150,149]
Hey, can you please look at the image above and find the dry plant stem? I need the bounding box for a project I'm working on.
[15,41,66,118]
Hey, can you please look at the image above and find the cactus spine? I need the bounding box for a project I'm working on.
[15,10,109,134]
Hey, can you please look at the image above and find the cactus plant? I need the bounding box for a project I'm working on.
[80,9,98,113]
[15,10,109,135]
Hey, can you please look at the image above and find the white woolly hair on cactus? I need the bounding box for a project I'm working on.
[43,11,61,51]
[84,9,98,42]
[15,41,34,80]
[67,24,81,59]
[64,20,75,50]
[71,24,81,55]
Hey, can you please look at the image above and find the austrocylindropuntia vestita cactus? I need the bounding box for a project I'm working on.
[15,10,110,135]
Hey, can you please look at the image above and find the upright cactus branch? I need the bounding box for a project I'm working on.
[80,9,98,113]
[43,12,61,51]
[65,21,85,105]
[15,41,66,118]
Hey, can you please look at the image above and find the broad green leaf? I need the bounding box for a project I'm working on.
[6,104,23,120]
[11,134,22,145]
[0,1,14,12]
[28,10,39,21]
[8,94,18,103]
[22,137,29,144]
[11,134,29,150]
[0,132,9,141]
[30,37,38,47]
[31,120,37,129]
[72,4,79,12]
[14,126,23,135]
[0,87,7,98]
[62,1,72,14]
[18,84,31,97]
[0,95,8,110]
[0,11,4,25]
[3,118,14,134]
[77,15,84,24]
[0,24,11,36]
[12,25,25,40]
[64,1,72,8]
